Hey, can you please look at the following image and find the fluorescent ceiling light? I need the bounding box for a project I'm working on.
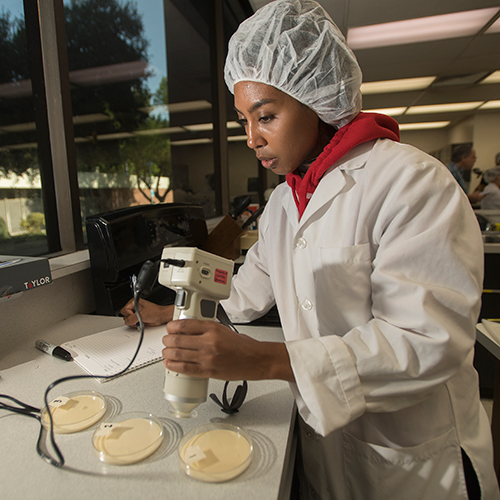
[0,142,37,151]
[399,122,450,130]
[363,107,407,116]
[0,61,151,98]
[73,113,111,125]
[184,123,213,132]
[347,7,499,49]
[168,100,212,113]
[481,71,500,84]
[95,132,135,141]
[139,100,212,115]
[1,113,113,132]
[69,61,148,86]
[486,17,500,33]
[183,121,246,132]
[228,135,248,142]
[361,77,435,94]
[0,79,32,98]
[0,121,36,133]
[406,102,483,114]
[134,127,185,136]
[480,100,500,110]
[171,138,212,146]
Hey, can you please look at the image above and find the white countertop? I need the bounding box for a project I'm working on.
[0,315,296,500]
[477,321,500,361]
[483,242,500,254]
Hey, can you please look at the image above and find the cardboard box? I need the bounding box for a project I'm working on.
[0,255,52,297]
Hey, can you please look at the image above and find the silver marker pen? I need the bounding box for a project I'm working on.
[35,339,73,361]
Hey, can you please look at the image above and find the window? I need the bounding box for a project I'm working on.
[0,0,50,256]
[0,0,274,258]
[64,0,173,228]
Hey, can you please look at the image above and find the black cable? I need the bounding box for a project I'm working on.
[36,273,147,468]
[0,396,41,418]
[1,260,249,468]
[161,258,185,268]
[210,304,248,414]
[210,381,248,414]
[0,261,154,469]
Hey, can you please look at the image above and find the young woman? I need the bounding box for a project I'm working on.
[122,1,498,498]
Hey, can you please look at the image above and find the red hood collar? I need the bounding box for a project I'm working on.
[286,112,400,219]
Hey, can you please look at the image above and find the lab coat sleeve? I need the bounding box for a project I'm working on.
[221,209,276,323]
[286,147,484,436]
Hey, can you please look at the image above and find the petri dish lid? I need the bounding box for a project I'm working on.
[92,412,164,465]
[41,391,106,434]
[178,423,253,483]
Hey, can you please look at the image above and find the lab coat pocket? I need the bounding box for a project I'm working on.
[342,428,467,500]
[316,245,372,332]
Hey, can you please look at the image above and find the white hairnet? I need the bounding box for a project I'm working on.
[224,0,362,128]
[484,166,500,184]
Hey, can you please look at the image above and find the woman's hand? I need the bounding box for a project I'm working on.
[120,298,174,327]
[162,319,295,382]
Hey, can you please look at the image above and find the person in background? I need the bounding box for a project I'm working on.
[481,165,500,210]
[122,1,498,498]
[446,144,485,204]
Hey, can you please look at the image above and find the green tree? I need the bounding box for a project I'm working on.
[1,0,155,173]
[20,212,45,234]
[65,0,151,124]
[119,76,172,203]
[1,0,173,206]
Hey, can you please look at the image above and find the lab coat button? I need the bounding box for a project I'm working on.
[296,237,307,249]
[305,430,315,440]
[301,299,313,311]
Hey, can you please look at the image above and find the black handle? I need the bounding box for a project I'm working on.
[229,195,252,219]
[241,206,264,229]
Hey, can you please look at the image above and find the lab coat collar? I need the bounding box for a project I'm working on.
[286,112,400,219]
[282,141,375,230]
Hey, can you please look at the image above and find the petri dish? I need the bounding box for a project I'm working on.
[92,412,164,465]
[41,391,106,434]
[179,423,253,482]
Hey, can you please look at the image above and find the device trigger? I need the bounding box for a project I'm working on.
[175,290,186,308]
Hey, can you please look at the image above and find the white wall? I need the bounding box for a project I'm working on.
[399,129,448,155]
[0,267,95,370]
[400,111,500,193]
[449,117,475,146]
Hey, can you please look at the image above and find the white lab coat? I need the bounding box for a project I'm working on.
[223,139,499,499]
[481,182,500,210]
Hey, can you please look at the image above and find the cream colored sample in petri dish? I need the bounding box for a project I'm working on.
[92,412,164,465]
[179,423,253,482]
[41,391,106,434]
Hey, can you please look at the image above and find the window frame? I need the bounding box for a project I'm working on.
[24,0,252,257]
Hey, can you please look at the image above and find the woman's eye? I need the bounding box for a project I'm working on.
[259,115,275,124]
[236,118,247,127]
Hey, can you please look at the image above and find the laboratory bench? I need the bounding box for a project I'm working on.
[475,241,500,399]
[476,322,500,480]
[0,314,297,500]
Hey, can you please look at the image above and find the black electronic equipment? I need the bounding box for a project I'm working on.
[86,203,208,316]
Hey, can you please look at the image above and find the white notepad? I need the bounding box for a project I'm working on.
[62,325,166,382]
